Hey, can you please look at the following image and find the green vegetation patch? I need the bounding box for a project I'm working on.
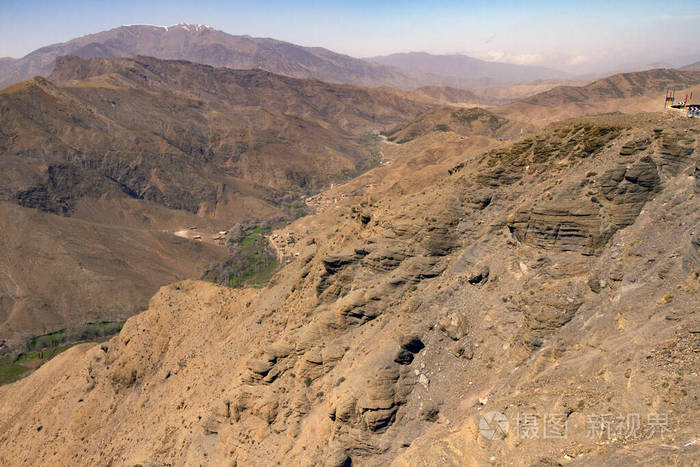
[228,225,278,288]
[452,108,504,128]
[397,128,422,144]
[16,344,75,365]
[358,152,382,172]
[0,344,75,386]
[0,356,30,386]
[286,201,307,220]
[26,321,124,351]
[206,223,279,289]
[227,255,278,288]
[1,322,123,386]
[452,108,483,122]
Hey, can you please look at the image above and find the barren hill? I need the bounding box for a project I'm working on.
[681,60,700,71]
[404,85,502,106]
[497,68,700,124]
[0,201,228,349]
[384,106,531,144]
[0,110,696,465]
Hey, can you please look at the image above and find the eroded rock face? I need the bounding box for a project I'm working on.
[598,155,661,227]
[0,114,698,466]
[658,131,696,175]
[508,200,604,253]
[508,150,664,255]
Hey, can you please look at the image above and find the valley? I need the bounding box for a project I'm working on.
[0,16,698,467]
[0,54,429,350]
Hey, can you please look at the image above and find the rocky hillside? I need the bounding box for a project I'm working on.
[0,111,696,465]
[497,68,700,124]
[0,55,431,348]
[384,106,531,144]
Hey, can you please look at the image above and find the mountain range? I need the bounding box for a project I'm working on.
[0,20,698,466]
[496,68,700,123]
[0,23,568,91]
[2,51,698,351]
[367,51,566,87]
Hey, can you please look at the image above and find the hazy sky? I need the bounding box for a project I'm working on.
[1,0,699,73]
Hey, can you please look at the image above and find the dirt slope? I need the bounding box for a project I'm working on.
[0,201,229,350]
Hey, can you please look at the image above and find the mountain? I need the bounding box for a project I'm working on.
[0,25,576,93]
[5,55,428,203]
[0,110,697,465]
[407,85,511,106]
[0,55,430,349]
[0,24,429,90]
[383,106,530,144]
[682,60,700,71]
[474,77,592,102]
[2,57,693,353]
[497,68,700,124]
[366,52,567,87]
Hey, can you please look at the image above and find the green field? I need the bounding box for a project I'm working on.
[0,322,124,386]
[203,223,280,289]
[227,225,278,288]
[0,344,76,386]
[26,321,123,351]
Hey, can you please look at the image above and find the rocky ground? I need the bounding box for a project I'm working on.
[0,110,697,466]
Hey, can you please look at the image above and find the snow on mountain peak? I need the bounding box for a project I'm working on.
[122,23,214,32]
[166,23,214,32]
